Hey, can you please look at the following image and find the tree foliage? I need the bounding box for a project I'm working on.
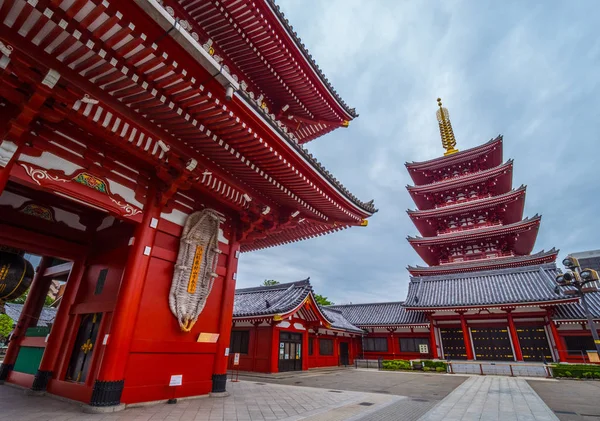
[0,313,13,340]
[8,289,55,306]
[314,294,334,306]
[262,279,279,286]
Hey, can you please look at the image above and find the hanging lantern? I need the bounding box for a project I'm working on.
[0,251,35,302]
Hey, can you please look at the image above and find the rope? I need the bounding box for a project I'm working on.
[169,209,221,332]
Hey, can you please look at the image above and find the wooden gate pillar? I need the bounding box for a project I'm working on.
[31,258,86,391]
[88,186,160,408]
[507,311,523,361]
[0,257,51,383]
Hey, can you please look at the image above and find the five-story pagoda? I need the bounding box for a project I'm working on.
[406,99,557,277]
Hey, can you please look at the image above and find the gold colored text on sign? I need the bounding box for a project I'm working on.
[187,246,204,294]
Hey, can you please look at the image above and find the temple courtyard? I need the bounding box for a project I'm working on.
[1,369,598,421]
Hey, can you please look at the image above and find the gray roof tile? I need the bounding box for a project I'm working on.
[4,303,57,327]
[327,302,427,326]
[320,307,363,333]
[553,292,600,320]
[404,263,576,308]
[233,280,312,318]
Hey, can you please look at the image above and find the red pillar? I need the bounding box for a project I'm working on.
[507,312,523,361]
[90,186,161,407]
[460,314,474,360]
[302,328,309,371]
[269,322,280,373]
[32,258,86,391]
[429,319,439,359]
[211,231,240,394]
[251,322,260,372]
[0,257,51,382]
[549,320,567,362]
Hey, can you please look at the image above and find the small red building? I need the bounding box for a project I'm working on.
[229,280,363,373]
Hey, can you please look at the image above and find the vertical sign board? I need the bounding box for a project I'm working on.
[233,353,240,366]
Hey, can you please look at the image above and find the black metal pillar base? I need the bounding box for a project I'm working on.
[90,380,124,407]
[211,374,227,393]
[31,370,53,391]
[0,363,14,383]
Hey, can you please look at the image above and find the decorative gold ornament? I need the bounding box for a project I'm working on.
[341,120,349,127]
[436,98,459,156]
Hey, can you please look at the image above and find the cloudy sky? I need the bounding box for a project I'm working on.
[237,0,600,304]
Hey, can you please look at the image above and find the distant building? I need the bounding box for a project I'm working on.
[569,250,600,273]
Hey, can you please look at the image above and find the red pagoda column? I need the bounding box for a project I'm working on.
[211,234,240,394]
[270,322,280,373]
[90,185,161,407]
[506,311,523,361]
[0,257,51,382]
[428,317,439,359]
[548,319,567,362]
[460,313,474,360]
[302,329,309,371]
[32,258,87,391]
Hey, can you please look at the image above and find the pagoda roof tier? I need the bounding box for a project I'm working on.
[408,160,514,210]
[408,216,541,266]
[160,0,356,144]
[553,291,600,321]
[0,0,374,251]
[404,263,578,311]
[406,136,503,185]
[408,186,527,237]
[407,248,558,277]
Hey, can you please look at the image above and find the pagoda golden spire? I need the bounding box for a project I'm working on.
[436,98,459,156]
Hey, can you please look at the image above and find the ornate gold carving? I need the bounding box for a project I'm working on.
[436,98,459,156]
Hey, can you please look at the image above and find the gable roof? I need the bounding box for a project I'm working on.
[327,302,427,326]
[553,292,600,321]
[233,280,313,318]
[4,303,58,327]
[404,263,578,309]
[320,307,363,333]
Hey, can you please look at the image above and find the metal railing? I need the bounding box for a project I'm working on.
[447,361,551,378]
[354,358,383,370]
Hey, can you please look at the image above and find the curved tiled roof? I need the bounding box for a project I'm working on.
[265,0,357,118]
[233,280,312,318]
[238,90,377,215]
[4,303,57,327]
[320,307,363,333]
[553,292,600,320]
[406,136,503,168]
[404,263,578,309]
[407,248,558,276]
[327,302,427,326]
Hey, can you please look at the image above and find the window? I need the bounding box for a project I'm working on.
[319,339,334,355]
[364,337,388,352]
[399,337,429,353]
[308,338,314,356]
[230,330,249,354]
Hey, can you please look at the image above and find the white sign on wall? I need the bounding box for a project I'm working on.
[419,344,429,354]
[233,353,240,366]
[169,375,183,386]
[225,347,230,356]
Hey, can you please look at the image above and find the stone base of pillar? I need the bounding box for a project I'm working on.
[90,379,124,407]
[0,363,14,383]
[82,403,126,414]
[31,369,52,391]
[211,374,227,393]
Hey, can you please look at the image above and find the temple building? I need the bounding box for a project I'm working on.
[0,0,375,410]
[230,100,600,374]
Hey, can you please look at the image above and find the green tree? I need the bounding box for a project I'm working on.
[262,279,279,286]
[314,294,334,306]
[9,289,54,306]
[0,313,13,341]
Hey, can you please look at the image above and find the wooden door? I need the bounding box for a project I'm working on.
[278,332,303,372]
[339,342,349,366]
[65,313,102,383]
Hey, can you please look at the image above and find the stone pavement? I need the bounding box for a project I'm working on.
[416,376,559,421]
[0,380,402,421]
[528,379,600,421]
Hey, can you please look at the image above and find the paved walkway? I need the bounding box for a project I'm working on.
[0,381,401,421]
[417,376,559,421]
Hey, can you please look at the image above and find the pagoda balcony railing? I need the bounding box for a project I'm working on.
[437,221,502,236]
[439,251,515,265]
[433,194,492,209]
